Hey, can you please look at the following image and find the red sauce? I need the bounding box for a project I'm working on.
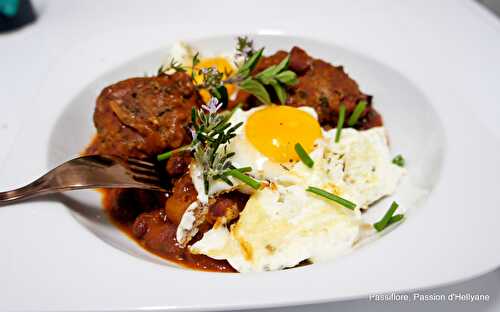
[100,189,236,272]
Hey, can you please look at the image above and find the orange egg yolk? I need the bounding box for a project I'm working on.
[190,57,236,102]
[245,105,322,163]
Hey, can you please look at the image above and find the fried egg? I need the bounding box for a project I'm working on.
[188,117,405,272]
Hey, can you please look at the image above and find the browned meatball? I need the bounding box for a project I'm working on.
[286,58,370,124]
[164,174,198,225]
[88,72,203,159]
[289,46,313,74]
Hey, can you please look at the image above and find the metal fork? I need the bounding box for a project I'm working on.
[0,155,166,204]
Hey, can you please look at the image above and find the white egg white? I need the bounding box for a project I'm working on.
[190,184,363,272]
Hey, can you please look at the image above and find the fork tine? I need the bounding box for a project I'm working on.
[127,158,156,169]
[127,164,157,175]
[131,172,161,183]
[132,175,161,185]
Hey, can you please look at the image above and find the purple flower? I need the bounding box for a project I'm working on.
[202,97,223,114]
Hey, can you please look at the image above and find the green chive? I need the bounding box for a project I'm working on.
[306,186,356,210]
[157,151,173,161]
[387,214,404,226]
[294,143,314,168]
[392,154,405,167]
[347,100,367,126]
[374,201,401,232]
[157,145,190,161]
[235,166,252,173]
[226,169,261,190]
[335,104,346,143]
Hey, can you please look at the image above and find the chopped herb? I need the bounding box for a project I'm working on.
[306,186,356,210]
[387,214,404,226]
[392,154,405,167]
[374,201,403,232]
[294,143,314,168]
[234,166,252,173]
[156,145,190,161]
[335,104,346,143]
[347,100,367,126]
[225,169,261,190]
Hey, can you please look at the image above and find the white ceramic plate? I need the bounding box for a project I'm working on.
[1,4,500,310]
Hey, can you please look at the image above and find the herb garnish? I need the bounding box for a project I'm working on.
[157,98,261,194]
[392,154,405,167]
[235,36,255,63]
[294,143,314,168]
[373,201,404,232]
[306,186,356,210]
[335,104,346,143]
[165,36,299,106]
[347,100,367,126]
[225,169,261,190]
[157,58,187,76]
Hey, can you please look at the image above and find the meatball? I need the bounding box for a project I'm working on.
[88,72,203,159]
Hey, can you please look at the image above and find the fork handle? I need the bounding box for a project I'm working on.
[0,176,53,202]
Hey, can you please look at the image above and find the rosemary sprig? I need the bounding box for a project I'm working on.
[160,36,299,106]
[157,98,246,195]
[235,36,255,63]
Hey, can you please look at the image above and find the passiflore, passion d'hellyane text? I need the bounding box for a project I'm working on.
[369,292,490,303]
